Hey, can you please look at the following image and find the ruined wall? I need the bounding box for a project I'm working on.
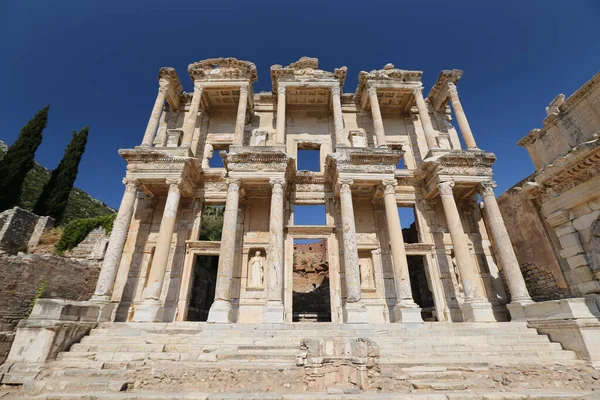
[497,188,570,301]
[0,253,100,328]
[0,207,39,254]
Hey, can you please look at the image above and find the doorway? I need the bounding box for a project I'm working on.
[407,255,436,321]
[292,238,331,322]
[187,255,219,321]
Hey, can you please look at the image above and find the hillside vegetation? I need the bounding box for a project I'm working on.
[0,140,115,224]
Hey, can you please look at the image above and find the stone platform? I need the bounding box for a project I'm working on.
[1,322,599,399]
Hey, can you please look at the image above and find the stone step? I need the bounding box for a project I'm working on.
[23,378,130,396]
[409,379,471,390]
[49,368,138,379]
[378,350,578,363]
[71,343,299,354]
[377,342,564,352]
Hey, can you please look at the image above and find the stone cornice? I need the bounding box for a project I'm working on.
[158,67,183,110]
[426,69,463,112]
[188,57,258,83]
[355,63,423,102]
[270,56,347,94]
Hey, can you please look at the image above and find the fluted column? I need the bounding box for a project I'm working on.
[448,83,477,149]
[234,84,249,146]
[276,84,286,144]
[478,182,532,304]
[133,178,183,322]
[381,180,423,322]
[264,178,286,323]
[181,82,203,147]
[338,179,368,323]
[140,81,169,147]
[331,83,345,148]
[92,178,139,302]
[207,178,241,323]
[413,87,438,150]
[367,86,387,147]
[437,181,495,322]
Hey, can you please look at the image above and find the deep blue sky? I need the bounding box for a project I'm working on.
[1,1,599,210]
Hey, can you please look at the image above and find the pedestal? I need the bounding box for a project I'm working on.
[343,302,369,324]
[262,302,285,323]
[207,299,234,323]
[132,300,164,323]
[392,305,423,323]
[460,301,496,322]
[506,300,534,321]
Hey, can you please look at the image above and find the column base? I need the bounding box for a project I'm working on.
[343,302,369,324]
[262,302,285,324]
[207,299,234,323]
[132,300,164,322]
[506,299,534,321]
[88,298,117,322]
[392,304,423,323]
[460,300,496,322]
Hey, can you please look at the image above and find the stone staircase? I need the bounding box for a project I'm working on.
[2,321,599,399]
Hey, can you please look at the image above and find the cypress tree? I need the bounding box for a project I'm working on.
[34,127,89,222]
[0,106,49,211]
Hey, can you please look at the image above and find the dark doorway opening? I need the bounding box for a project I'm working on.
[187,255,219,321]
[407,255,436,321]
[292,238,331,322]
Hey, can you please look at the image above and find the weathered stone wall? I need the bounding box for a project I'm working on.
[0,331,15,364]
[0,207,39,254]
[65,227,109,260]
[497,187,570,301]
[0,253,100,328]
[293,240,331,320]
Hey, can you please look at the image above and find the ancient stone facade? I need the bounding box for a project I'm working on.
[88,57,534,325]
[499,72,600,298]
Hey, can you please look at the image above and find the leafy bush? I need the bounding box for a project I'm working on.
[55,213,116,252]
[26,278,47,318]
[199,206,224,241]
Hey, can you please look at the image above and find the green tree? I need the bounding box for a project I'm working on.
[0,106,49,211]
[199,205,225,241]
[34,127,89,222]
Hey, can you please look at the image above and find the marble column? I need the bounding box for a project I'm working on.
[437,181,495,322]
[367,86,387,147]
[275,84,286,144]
[331,83,345,148]
[92,178,139,302]
[381,179,423,323]
[478,182,532,311]
[264,178,286,323]
[207,178,241,323]
[181,83,203,147]
[132,178,183,322]
[141,81,169,147]
[338,178,368,323]
[234,84,249,146]
[448,83,477,149]
[413,87,438,150]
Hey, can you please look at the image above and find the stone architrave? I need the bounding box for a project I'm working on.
[181,83,203,147]
[276,84,286,144]
[437,181,495,322]
[413,87,438,150]
[207,178,241,323]
[367,86,387,147]
[448,83,477,149]
[140,80,170,147]
[338,179,368,323]
[234,84,249,146]
[263,178,286,322]
[381,179,423,322]
[91,178,139,302]
[331,83,345,148]
[478,182,532,310]
[133,178,183,322]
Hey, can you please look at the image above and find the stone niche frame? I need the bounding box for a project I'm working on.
[176,240,221,322]
[286,225,339,323]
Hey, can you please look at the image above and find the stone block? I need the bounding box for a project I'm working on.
[571,202,593,218]
[559,244,585,259]
[546,209,573,227]
[572,210,600,231]
[29,299,99,322]
[564,266,595,284]
[589,197,600,211]
[555,223,575,237]
[566,254,590,270]
[558,233,580,249]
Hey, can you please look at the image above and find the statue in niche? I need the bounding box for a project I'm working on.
[249,250,264,287]
[359,257,374,289]
[451,252,463,293]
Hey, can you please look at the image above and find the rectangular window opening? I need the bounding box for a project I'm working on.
[398,206,419,243]
[294,204,326,226]
[297,145,321,172]
[292,238,331,322]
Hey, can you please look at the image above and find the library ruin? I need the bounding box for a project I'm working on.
[2,58,599,398]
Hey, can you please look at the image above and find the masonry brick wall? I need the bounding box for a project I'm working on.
[0,207,39,254]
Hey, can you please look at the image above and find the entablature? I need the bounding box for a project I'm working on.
[427,69,463,112]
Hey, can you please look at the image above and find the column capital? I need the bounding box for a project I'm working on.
[239,83,249,94]
[437,180,455,196]
[277,83,287,95]
[269,177,286,190]
[331,82,341,96]
[367,85,377,97]
[165,178,184,193]
[477,181,497,197]
[381,179,398,195]
[412,86,424,96]
[158,80,171,94]
[122,178,140,193]
[447,82,459,100]
[192,81,204,91]
[337,178,354,193]
[225,177,242,190]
